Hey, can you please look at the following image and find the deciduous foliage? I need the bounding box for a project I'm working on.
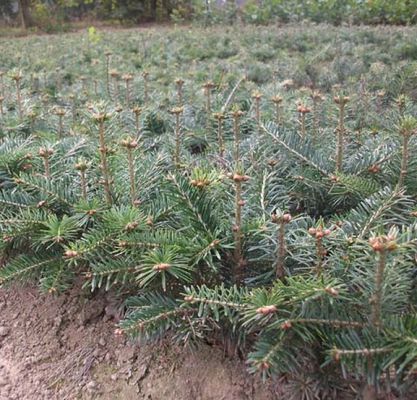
[2,0,417,29]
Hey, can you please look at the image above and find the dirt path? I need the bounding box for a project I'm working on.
[0,285,276,399]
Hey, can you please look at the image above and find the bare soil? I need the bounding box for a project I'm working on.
[0,284,276,400]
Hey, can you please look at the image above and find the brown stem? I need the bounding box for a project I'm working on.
[105,55,110,96]
[275,103,280,125]
[371,250,386,329]
[206,91,212,132]
[125,80,130,107]
[80,170,87,200]
[276,222,286,279]
[112,77,119,100]
[233,179,243,283]
[15,80,23,121]
[81,78,87,93]
[144,76,149,104]
[30,114,35,131]
[312,99,318,145]
[217,117,224,158]
[300,113,306,140]
[255,98,261,133]
[72,100,76,124]
[233,114,241,162]
[174,113,181,168]
[135,113,140,134]
[56,73,62,92]
[399,133,409,187]
[335,103,345,173]
[177,86,183,106]
[0,74,4,98]
[356,129,362,145]
[127,148,136,205]
[315,238,324,277]
[98,120,112,206]
[205,88,211,116]
[43,157,50,179]
[58,115,63,139]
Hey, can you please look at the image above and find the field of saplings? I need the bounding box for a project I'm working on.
[2,24,417,398]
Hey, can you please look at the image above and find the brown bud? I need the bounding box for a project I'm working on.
[114,328,124,337]
[251,91,262,100]
[232,110,244,119]
[64,250,78,258]
[38,147,54,158]
[132,106,142,115]
[385,241,397,251]
[3,235,13,243]
[92,112,111,123]
[75,161,88,171]
[256,305,277,315]
[368,165,381,174]
[213,112,225,121]
[281,320,292,330]
[170,106,184,115]
[122,73,133,82]
[271,95,283,104]
[333,95,350,105]
[203,81,215,90]
[21,163,32,171]
[54,108,66,116]
[325,287,339,297]
[125,221,139,232]
[37,200,47,208]
[370,240,384,253]
[260,361,270,371]
[153,263,171,271]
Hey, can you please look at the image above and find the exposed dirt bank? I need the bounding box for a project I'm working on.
[0,285,276,400]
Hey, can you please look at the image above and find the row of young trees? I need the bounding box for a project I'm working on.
[2,22,417,398]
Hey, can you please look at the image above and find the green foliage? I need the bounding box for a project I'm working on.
[4,0,417,31]
[2,24,417,398]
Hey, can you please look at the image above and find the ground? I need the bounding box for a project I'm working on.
[0,284,276,400]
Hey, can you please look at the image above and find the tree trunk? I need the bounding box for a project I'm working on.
[162,0,172,19]
[17,0,27,29]
[150,0,157,21]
